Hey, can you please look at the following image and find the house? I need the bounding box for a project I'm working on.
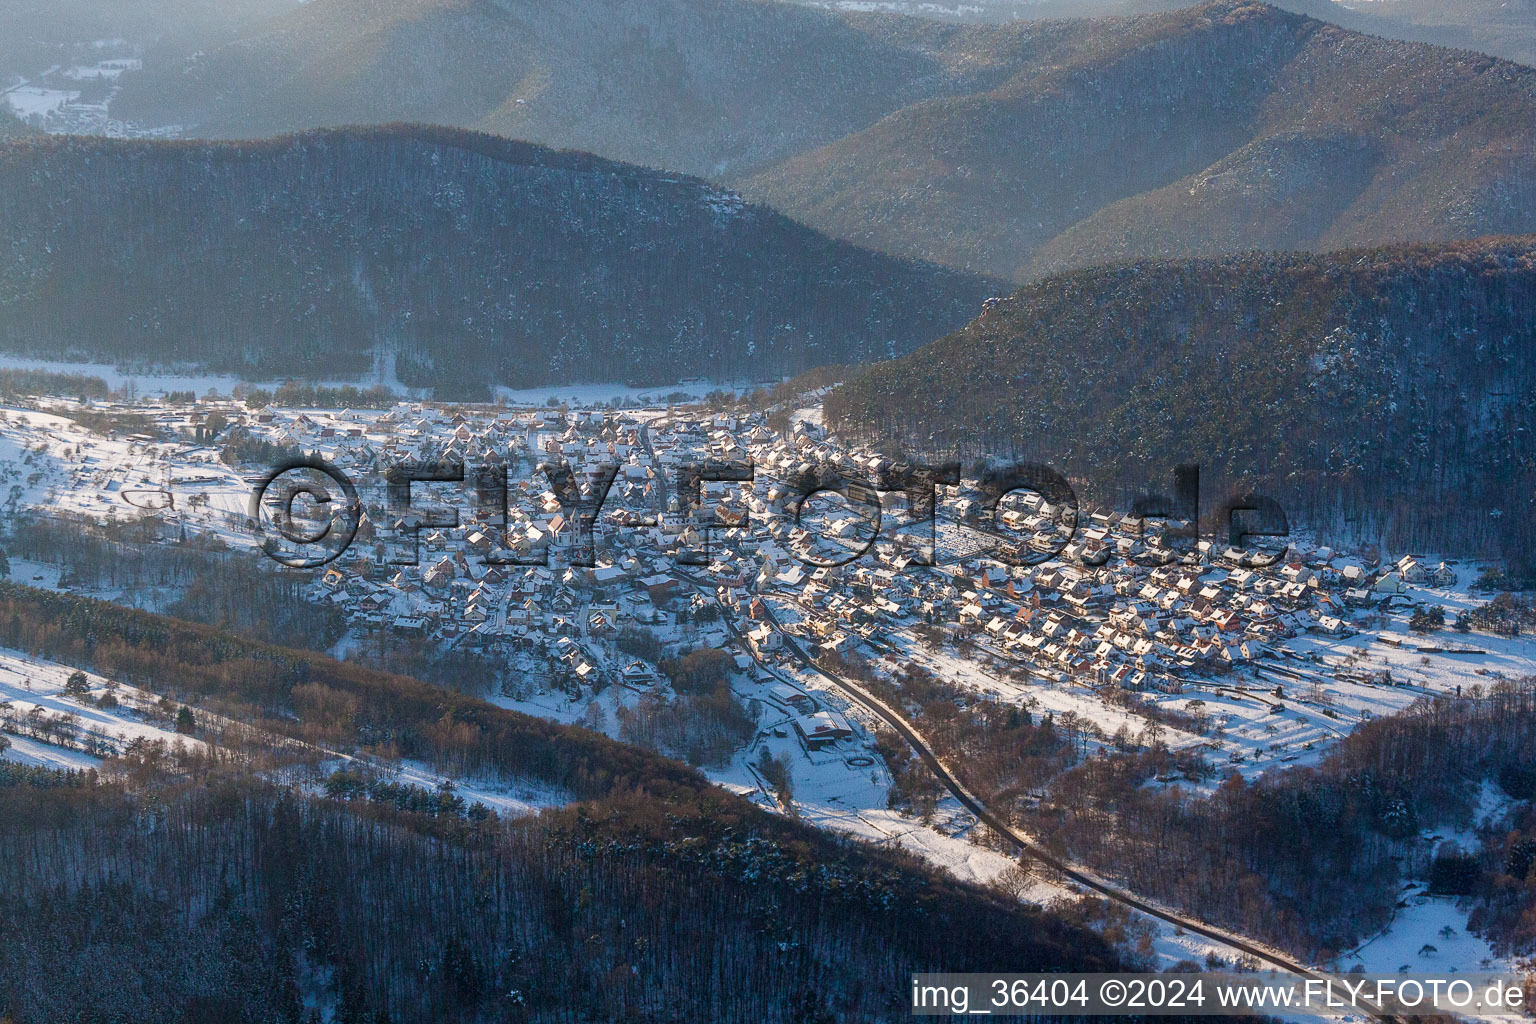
[793,710,853,751]
[422,557,457,591]
[747,624,782,655]
[591,564,627,587]
[620,661,658,687]
[506,597,542,627]
[1280,563,1315,585]
[642,575,682,606]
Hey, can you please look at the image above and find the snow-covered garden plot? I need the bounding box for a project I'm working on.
[869,616,1391,785]
[0,409,82,510]
[0,406,164,513]
[1292,623,1536,700]
[0,405,259,548]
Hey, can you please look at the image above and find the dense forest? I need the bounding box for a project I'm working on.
[112,0,1536,279]
[1037,682,1536,958]
[827,237,1536,557]
[6,518,347,650]
[0,125,995,395]
[0,771,1124,1022]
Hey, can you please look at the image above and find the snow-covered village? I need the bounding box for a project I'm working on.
[3,377,1534,986]
[7,3,1536,1015]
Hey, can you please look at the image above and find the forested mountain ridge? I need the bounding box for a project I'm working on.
[787,0,1536,80]
[825,236,1536,556]
[1269,0,1536,70]
[109,0,1536,281]
[743,0,1536,279]
[0,579,708,801]
[0,125,996,394]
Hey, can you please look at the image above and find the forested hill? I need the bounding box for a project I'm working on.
[826,237,1536,557]
[0,126,996,395]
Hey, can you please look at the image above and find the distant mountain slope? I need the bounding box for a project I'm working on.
[112,0,956,179]
[0,126,995,394]
[744,1,1536,279]
[0,0,299,84]
[1271,0,1536,69]
[826,236,1536,555]
[112,0,1536,282]
[784,0,1536,69]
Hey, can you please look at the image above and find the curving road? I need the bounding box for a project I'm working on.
[683,569,1394,1019]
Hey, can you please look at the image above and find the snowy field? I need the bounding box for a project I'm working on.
[2,83,78,120]
[0,645,566,818]
[0,406,257,550]
[0,647,209,766]
[1335,784,1518,1024]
